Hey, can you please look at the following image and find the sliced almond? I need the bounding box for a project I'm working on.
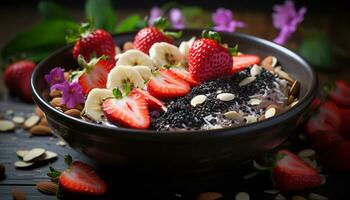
[288,95,295,105]
[196,192,223,200]
[50,97,62,107]
[250,65,262,77]
[23,148,45,162]
[12,116,25,124]
[36,181,58,195]
[29,125,52,136]
[217,93,235,101]
[49,90,61,98]
[224,111,243,121]
[39,117,49,126]
[263,189,280,195]
[275,193,287,200]
[290,100,299,107]
[123,41,134,51]
[0,120,15,132]
[23,115,40,129]
[265,107,277,119]
[16,150,29,158]
[35,151,57,161]
[298,149,315,158]
[290,80,300,96]
[292,196,307,200]
[35,106,45,118]
[308,193,328,200]
[248,98,261,106]
[14,161,34,168]
[190,95,207,107]
[239,76,256,86]
[244,115,257,124]
[11,188,26,200]
[235,192,250,200]
[274,67,294,83]
[261,56,277,71]
[64,109,81,117]
[64,72,70,81]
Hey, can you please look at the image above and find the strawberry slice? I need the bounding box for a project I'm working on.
[310,130,342,152]
[77,55,113,95]
[305,101,341,136]
[232,54,261,73]
[147,69,190,99]
[47,155,107,196]
[169,67,200,87]
[102,91,150,129]
[272,149,321,192]
[329,80,350,107]
[130,88,165,111]
[338,108,350,140]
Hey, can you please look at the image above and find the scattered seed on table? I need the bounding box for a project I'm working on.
[0,120,15,132]
[36,181,58,195]
[11,188,26,200]
[16,150,29,158]
[23,148,45,162]
[308,193,328,200]
[14,161,34,168]
[23,115,40,129]
[12,116,25,124]
[235,192,250,200]
[196,192,223,200]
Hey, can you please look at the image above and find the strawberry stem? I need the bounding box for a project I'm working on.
[64,155,73,166]
[201,30,222,44]
[47,166,61,179]
[153,17,169,30]
[229,44,239,56]
[112,88,123,99]
[66,19,94,43]
[164,31,182,39]
[78,54,108,72]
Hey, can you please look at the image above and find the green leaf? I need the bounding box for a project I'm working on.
[114,14,142,33]
[229,45,239,56]
[64,155,73,166]
[85,0,116,33]
[1,19,79,63]
[298,32,334,71]
[47,166,61,178]
[38,0,72,20]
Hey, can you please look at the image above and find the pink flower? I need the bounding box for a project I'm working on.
[212,8,245,32]
[45,67,65,90]
[169,8,185,29]
[273,0,307,45]
[148,6,163,26]
[51,81,85,109]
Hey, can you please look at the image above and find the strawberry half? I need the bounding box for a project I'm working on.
[231,54,261,73]
[48,155,107,196]
[272,149,321,192]
[77,55,114,95]
[130,88,165,111]
[328,80,350,107]
[133,17,180,54]
[320,140,350,171]
[103,89,150,129]
[188,30,233,83]
[147,69,190,99]
[67,22,116,63]
[169,66,200,87]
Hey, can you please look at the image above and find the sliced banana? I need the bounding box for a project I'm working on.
[106,65,145,93]
[116,49,155,70]
[84,88,113,122]
[179,37,195,59]
[149,42,184,68]
[133,65,153,81]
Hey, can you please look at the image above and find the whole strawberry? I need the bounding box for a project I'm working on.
[67,22,116,63]
[188,30,234,83]
[133,17,180,54]
[3,60,36,102]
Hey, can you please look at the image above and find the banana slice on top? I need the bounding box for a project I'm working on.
[83,88,113,122]
[133,65,153,81]
[116,49,155,70]
[106,65,145,93]
[179,37,196,59]
[149,42,184,68]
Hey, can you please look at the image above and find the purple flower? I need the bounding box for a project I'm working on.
[45,67,65,89]
[148,6,163,26]
[272,0,306,45]
[169,8,185,29]
[51,81,85,109]
[212,8,245,32]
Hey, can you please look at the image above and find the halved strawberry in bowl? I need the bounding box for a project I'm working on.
[147,69,190,99]
[130,88,165,111]
[231,54,261,73]
[328,80,350,107]
[168,66,199,87]
[77,55,114,96]
[102,88,150,129]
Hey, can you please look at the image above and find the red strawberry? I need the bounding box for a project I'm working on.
[231,54,261,73]
[329,80,350,107]
[320,140,350,171]
[130,88,165,111]
[134,18,178,54]
[77,55,114,95]
[68,22,115,63]
[188,30,233,82]
[3,60,36,102]
[305,101,341,136]
[338,108,350,139]
[147,69,190,99]
[169,67,199,87]
[102,90,150,129]
[48,155,107,196]
[272,149,321,192]
[310,130,342,152]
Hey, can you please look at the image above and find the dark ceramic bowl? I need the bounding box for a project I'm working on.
[31,30,317,175]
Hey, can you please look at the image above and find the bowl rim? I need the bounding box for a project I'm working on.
[31,30,318,140]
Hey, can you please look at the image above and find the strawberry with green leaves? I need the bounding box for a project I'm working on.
[188,30,234,83]
[103,87,150,129]
[133,17,181,54]
[48,155,107,196]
